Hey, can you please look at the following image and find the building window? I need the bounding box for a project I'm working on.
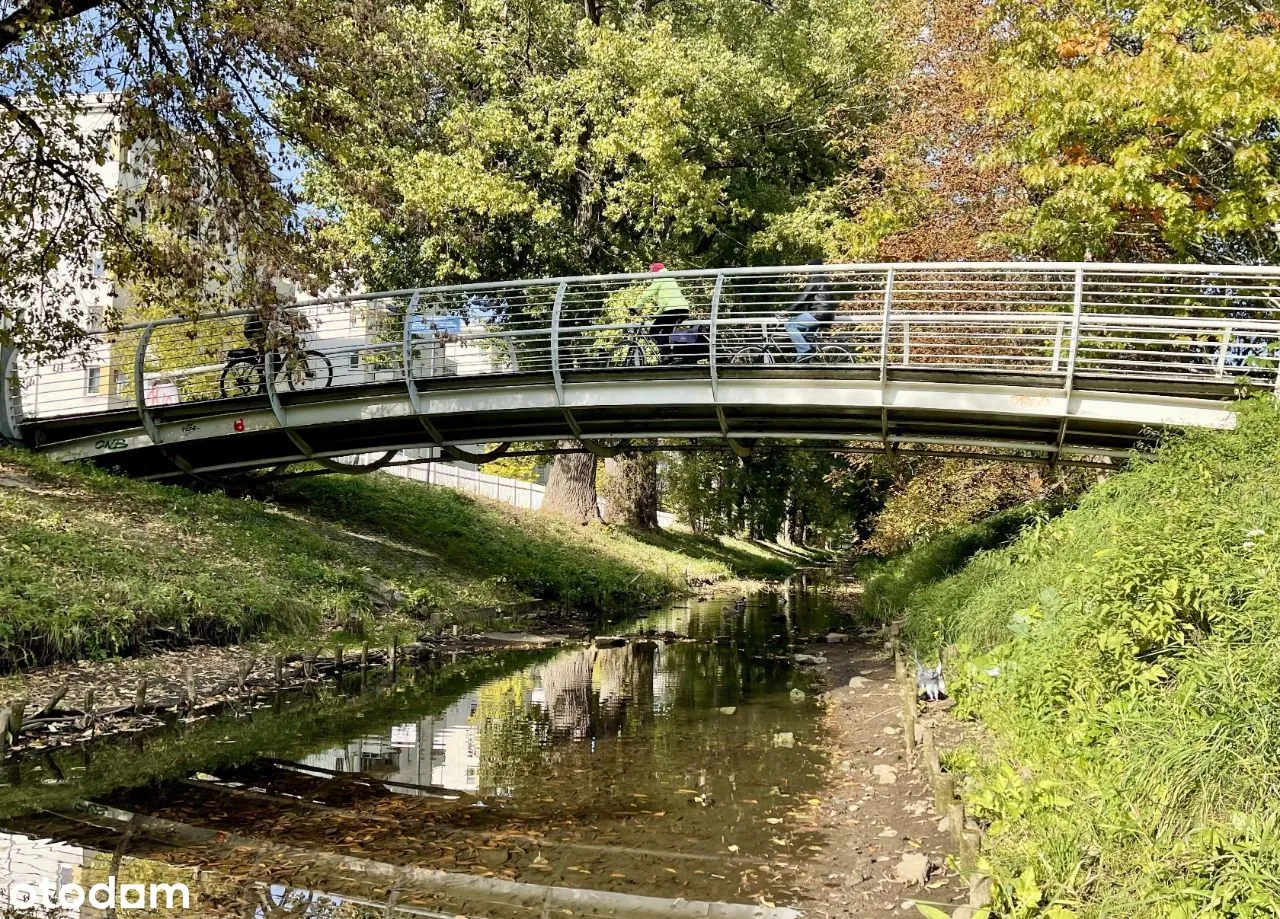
[86,367,101,395]
[112,369,127,395]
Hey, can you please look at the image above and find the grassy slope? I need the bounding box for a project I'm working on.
[0,449,797,672]
[882,400,1280,917]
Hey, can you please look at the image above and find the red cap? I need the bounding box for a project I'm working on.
[649,262,665,272]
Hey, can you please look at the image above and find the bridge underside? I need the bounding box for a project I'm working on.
[22,367,1237,481]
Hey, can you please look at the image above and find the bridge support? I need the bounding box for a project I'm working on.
[133,323,223,483]
[1051,267,1086,470]
[400,292,513,464]
[549,279,628,459]
[262,350,398,474]
[878,268,895,455]
[708,272,753,459]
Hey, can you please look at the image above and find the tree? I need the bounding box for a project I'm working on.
[664,444,881,545]
[601,450,659,529]
[0,0,353,359]
[540,446,601,524]
[295,0,890,520]
[985,0,1280,263]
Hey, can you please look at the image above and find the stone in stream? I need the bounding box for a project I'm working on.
[825,633,851,643]
[872,764,898,785]
[772,732,795,748]
[789,688,807,702]
[718,706,737,715]
[794,653,827,666]
[848,676,871,689]
[893,852,931,886]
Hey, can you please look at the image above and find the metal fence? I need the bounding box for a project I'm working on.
[9,262,1280,424]
[357,453,677,526]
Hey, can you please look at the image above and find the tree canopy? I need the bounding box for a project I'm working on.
[0,0,346,357]
[297,0,891,286]
[987,0,1280,263]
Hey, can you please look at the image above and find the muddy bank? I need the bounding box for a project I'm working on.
[0,632,568,757]
[791,634,971,918]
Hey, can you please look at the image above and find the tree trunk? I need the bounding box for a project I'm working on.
[601,452,659,529]
[541,443,600,524]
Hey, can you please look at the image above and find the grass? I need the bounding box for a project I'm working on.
[0,449,798,672]
[884,398,1280,917]
[858,501,1064,624]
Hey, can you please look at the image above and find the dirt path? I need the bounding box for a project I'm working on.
[795,637,969,918]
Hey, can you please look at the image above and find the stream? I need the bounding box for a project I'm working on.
[0,578,850,917]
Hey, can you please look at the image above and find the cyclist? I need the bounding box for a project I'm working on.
[785,259,835,357]
[243,312,267,353]
[634,262,701,363]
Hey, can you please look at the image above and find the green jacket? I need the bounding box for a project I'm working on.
[634,272,690,312]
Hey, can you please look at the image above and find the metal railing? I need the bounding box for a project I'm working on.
[9,262,1280,429]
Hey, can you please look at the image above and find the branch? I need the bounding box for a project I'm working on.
[0,0,104,54]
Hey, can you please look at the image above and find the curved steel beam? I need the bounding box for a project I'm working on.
[399,290,514,464]
[264,349,398,474]
[548,278,627,459]
[133,323,218,482]
[1051,267,1087,470]
[0,345,21,446]
[708,271,752,460]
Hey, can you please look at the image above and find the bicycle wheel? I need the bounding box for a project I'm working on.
[729,345,774,365]
[283,350,334,392]
[220,359,264,398]
[608,341,647,368]
[811,343,855,366]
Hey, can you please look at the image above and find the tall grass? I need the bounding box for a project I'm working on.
[859,502,1063,625]
[894,399,1280,916]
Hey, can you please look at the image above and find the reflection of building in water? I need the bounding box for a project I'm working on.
[0,832,87,912]
[300,693,481,793]
[296,643,668,796]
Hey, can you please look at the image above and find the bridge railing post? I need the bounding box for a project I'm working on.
[878,267,895,386]
[0,345,20,446]
[709,271,725,394]
[1063,266,1085,395]
[550,279,569,406]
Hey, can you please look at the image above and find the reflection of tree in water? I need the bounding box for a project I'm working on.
[472,669,546,795]
[471,643,665,796]
[542,647,597,742]
[596,642,656,734]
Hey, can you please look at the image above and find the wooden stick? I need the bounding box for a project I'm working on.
[933,771,955,816]
[37,685,68,718]
[9,700,26,737]
[901,678,917,759]
[948,801,965,852]
[0,707,10,757]
[134,678,148,712]
[922,726,940,777]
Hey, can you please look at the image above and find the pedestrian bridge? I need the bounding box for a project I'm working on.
[4,261,1277,481]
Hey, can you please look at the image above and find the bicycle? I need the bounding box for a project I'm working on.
[219,344,334,398]
[727,314,854,366]
[606,311,709,367]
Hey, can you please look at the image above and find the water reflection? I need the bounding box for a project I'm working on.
[0,583,843,913]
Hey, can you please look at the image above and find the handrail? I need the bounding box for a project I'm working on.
[11,261,1280,432]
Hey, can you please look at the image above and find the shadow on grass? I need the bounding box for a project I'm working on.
[623,527,799,580]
